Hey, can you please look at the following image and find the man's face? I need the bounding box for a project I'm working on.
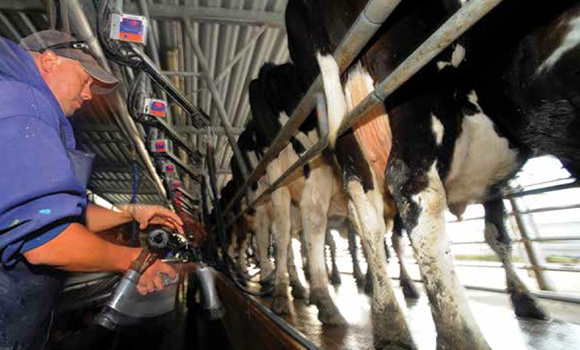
[37,51,94,117]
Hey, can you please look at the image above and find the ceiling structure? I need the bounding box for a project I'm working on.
[0,0,290,214]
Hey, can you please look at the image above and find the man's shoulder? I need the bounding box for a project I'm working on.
[0,81,61,132]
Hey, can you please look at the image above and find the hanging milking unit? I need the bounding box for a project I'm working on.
[94,0,227,329]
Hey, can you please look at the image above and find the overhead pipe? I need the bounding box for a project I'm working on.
[68,0,167,199]
[136,0,175,126]
[184,21,250,180]
[224,0,403,214]
[214,26,268,86]
[216,24,274,175]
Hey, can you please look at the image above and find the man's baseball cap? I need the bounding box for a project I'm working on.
[19,30,118,93]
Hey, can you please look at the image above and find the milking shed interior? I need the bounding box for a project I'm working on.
[1,0,580,350]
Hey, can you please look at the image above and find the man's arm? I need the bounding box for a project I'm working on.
[84,204,133,233]
[23,222,176,294]
[85,204,184,234]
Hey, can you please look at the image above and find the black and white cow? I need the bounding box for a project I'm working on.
[248,62,351,324]
[286,0,580,349]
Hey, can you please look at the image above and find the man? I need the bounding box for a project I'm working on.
[0,30,183,349]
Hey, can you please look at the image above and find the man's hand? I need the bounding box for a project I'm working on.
[137,259,177,295]
[119,204,184,234]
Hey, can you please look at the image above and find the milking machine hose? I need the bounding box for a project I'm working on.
[97,0,210,128]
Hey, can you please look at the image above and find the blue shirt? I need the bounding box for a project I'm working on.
[0,37,87,265]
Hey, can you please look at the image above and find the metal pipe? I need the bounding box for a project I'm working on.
[224,0,403,214]
[150,115,202,163]
[68,0,167,199]
[452,262,580,274]
[17,12,37,35]
[184,21,250,180]
[224,95,327,229]
[136,0,175,126]
[130,44,210,128]
[451,236,580,245]
[215,25,275,169]
[161,151,200,181]
[510,195,555,291]
[59,0,71,33]
[337,0,504,134]
[246,94,327,209]
[146,5,284,27]
[0,12,21,39]
[361,273,580,305]
[136,0,161,67]
[214,26,268,86]
[161,70,202,77]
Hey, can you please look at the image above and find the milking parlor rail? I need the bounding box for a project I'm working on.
[207,0,580,304]
[218,0,504,226]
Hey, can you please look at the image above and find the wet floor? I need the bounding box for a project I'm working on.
[253,274,580,350]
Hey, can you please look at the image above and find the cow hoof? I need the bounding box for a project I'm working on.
[374,339,416,350]
[291,284,309,300]
[364,277,373,295]
[330,270,342,286]
[354,273,365,289]
[260,270,275,285]
[512,293,549,320]
[318,305,347,326]
[271,296,291,315]
[401,280,420,300]
[311,289,347,325]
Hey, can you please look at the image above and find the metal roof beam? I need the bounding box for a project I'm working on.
[0,1,43,12]
[184,20,250,180]
[90,187,159,195]
[75,123,243,135]
[149,5,283,27]
[0,1,285,27]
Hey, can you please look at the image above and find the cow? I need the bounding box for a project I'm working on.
[247,62,366,324]
[286,0,580,349]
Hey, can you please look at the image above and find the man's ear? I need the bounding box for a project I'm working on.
[38,50,59,74]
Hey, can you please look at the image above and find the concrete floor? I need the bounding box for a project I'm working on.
[257,273,580,350]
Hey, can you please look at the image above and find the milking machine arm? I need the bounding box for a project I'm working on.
[95,227,224,330]
[97,0,210,129]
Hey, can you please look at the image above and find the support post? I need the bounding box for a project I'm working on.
[509,195,555,291]
[184,21,250,181]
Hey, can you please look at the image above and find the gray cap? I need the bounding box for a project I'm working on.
[20,30,118,93]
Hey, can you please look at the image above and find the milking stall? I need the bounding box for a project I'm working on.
[1,0,580,350]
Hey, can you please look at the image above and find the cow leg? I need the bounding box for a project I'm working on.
[326,230,342,285]
[388,161,491,350]
[361,246,373,295]
[347,220,365,288]
[301,165,346,325]
[346,179,415,349]
[288,243,308,300]
[299,229,311,282]
[484,197,547,319]
[236,233,250,277]
[384,237,391,263]
[269,182,293,314]
[254,207,274,288]
[393,216,420,299]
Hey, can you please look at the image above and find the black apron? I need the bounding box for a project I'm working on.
[0,127,95,350]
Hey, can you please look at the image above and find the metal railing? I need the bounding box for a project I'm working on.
[219,0,505,228]
[222,0,405,217]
